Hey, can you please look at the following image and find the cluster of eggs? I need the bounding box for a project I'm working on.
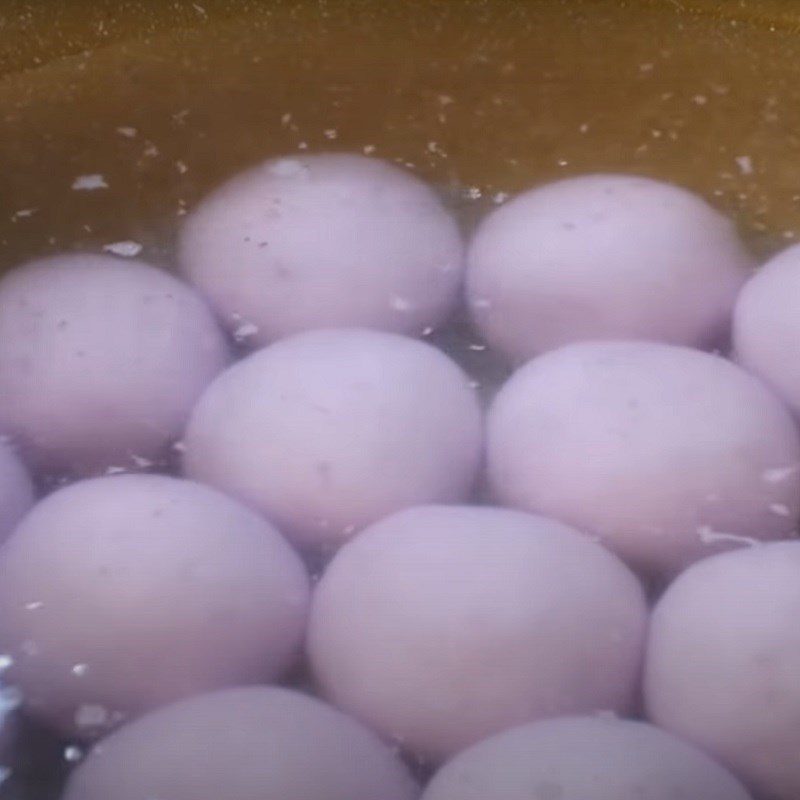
[0,153,798,799]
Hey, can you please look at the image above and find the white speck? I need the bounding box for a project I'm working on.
[24,601,43,611]
[711,83,730,95]
[64,745,83,762]
[579,123,589,133]
[390,296,412,312]
[176,160,189,174]
[72,174,108,191]
[437,94,454,106]
[468,343,487,351]
[105,466,126,475]
[143,142,160,158]
[192,2,207,16]
[130,454,153,469]
[71,663,88,677]
[639,62,654,72]
[0,687,22,713]
[465,186,482,200]
[269,158,305,178]
[20,640,39,657]
[769,503,792,517]
[735,155,754,175]
[116,126,137,138]
[468,379,481,390]
[233,321,259,341]
[172,440,187,454]
[697,525,759,547]
[172,109,190,125]
[492,192,509,204]
[763,464,800,483]
[427,141,446,157]
[11,208,36,221]
[421,326,434,336]
[324,128,338,140]
[0,656,13,672]
[692,94,708,105]
[103,240,142,257]
[557,158,569,166]
[651,129,663,139]
[342,524,356,536]
[362,145,376,155]
[75,704,109,729]
[280,112,292,126]
[471,298,492,309]
[783,231,797,240]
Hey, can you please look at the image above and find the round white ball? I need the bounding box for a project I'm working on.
[422,716,752,800]
[63,687,418,800]
[734,243,800,415]
[0,254,229,474]
[467,174,752,362]
[178,153,464,345]
[487,340,800,577]
[0,475,310,738]
[0,440,34,542]
[307,505,646,761]
[645,541,800,800]
[183,329,482,550]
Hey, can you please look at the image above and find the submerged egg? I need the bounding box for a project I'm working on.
[734,243,800,415]
[645,541,800,800]
[183,328,482,550]
[178,153,465,345]
[467,174,752,362]
[307,505,646,761]
[0,475,309,738]
[0,254,229,475]
[486,340,800,578]
[422,715,752,800]
[62,687,418,800]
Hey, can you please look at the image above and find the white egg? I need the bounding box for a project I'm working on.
[467,174,752,362]
[178,153,464,345]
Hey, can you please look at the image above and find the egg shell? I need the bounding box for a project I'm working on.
[422,715,752,800]
[486,340,800,578]
[0,254,229,475]
[183,328,482,550]
[178,153,464,345]
[307,505,646,761]
[0,475,309,738]
[734,243,800,416]
[467,174,752,362]
[645,540,800,800]
[63,686,418,800]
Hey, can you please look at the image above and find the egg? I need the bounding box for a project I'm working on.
[0,440,34,543]
[467,174,752,362]
[183,329,482,550]
[178,153,464,345]
[0,254,229,475]
[62,686,418,800]
[307,505,646,761]
[645,541,800,800]
[486,340,800,578]
[0,475,309,738]
[422,716,752,800]
[734,243,800,415]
